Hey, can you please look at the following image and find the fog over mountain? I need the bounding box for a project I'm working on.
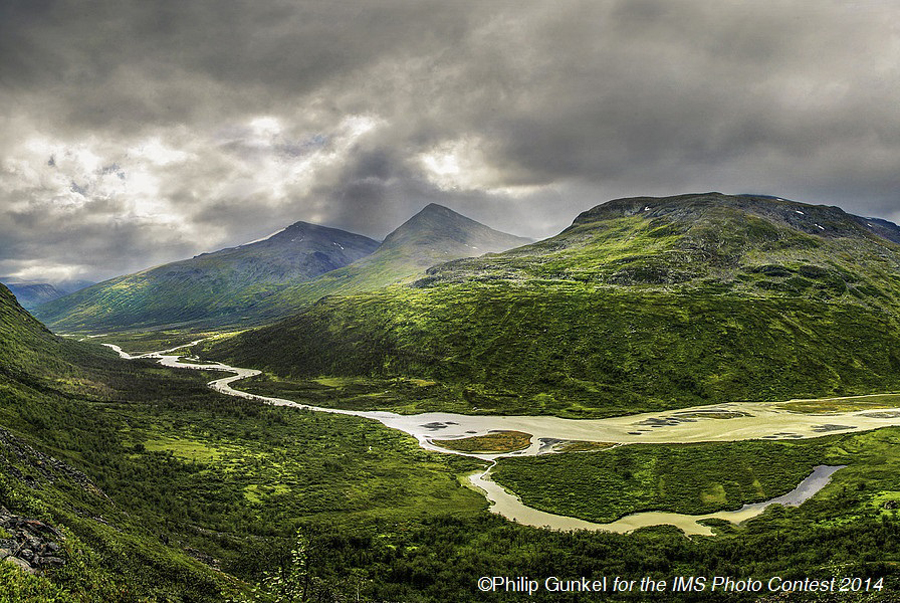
[1,1,898,282]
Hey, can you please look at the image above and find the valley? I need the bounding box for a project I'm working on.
[104,337,900,536]
[6,1,900,599]
[4,193,900,601]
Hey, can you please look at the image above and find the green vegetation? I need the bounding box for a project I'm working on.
[255,203,531,320]
[210,286,900,418]
[490,428,900,547]
[0,283,488,599]
[0,338,488,600]
[34,221,379,332]
[4,314,900,600]
[209,194,900,418]
[433,431,532,453]
[12,193,900,600]
[2,282,67,311]
[230,372,527,415]
[86,329,224,353]
[555,440,617,452]
[0,562,72,602]
[492,439,827,522]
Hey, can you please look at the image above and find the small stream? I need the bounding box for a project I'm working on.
[106,342,887,535]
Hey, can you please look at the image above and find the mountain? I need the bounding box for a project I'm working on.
[206,193,900,418]
[34,205,529,332]
[3,282,64,309]
[253,203,533,317]
[0,281,117,394]
[1,280,95,310]
[0,282,71,379]
[33,221,380,332]
[419,193,900,292]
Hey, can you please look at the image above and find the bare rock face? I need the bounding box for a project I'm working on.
[0,507,65,575]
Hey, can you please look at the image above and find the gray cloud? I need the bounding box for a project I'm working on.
[1,0,898,282]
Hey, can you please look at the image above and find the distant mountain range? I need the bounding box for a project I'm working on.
[0,280,94,310]
[33,221,379,331]
[207,193,900,417]
[33,204,530,332]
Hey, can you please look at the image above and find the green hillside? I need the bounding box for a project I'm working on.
[2,282,64,310]
[207,193,900,417]
[0,284,234,598]
[0,282,115,398]
[0,282,488,600]
[33,221,379,332]
[5,235,900,600]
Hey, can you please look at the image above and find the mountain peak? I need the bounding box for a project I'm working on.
[407,203,470,224]
[239,220,363,247]
[35,220,380,331]
[382,204,528,252]
[422,191,900,295]
[419,202,455,215]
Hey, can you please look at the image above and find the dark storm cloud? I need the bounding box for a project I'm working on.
[0,0,475,133]
[1,0,898,281]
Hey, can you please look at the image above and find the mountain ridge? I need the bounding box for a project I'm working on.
[247,203,534,319]
[1,279,95,310]
[35,204,531,332]
[33,220,380,331]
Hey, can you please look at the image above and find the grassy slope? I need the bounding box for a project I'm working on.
[0,285,232,599]
[208,195,900,417]
[34,222,379,332]
[0,359,492,600]
[0,283,125,400]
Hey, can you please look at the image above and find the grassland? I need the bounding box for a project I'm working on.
[84,329,222,353]
[12,192,900,600]
[554,440,618,452]
[6,334,900,600]
[0,350,489,601]
[491,428,900,527]
[433,431,532,453]
[492,439,826,522]
[228,371,529,415]
[1,288,494,599]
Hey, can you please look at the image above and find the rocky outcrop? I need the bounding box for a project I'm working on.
[0,508,65,575]
[0,426,104,575]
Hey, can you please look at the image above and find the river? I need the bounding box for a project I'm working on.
[105,342,896,535]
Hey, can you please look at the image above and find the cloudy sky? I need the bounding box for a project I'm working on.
[1,1,898,283]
